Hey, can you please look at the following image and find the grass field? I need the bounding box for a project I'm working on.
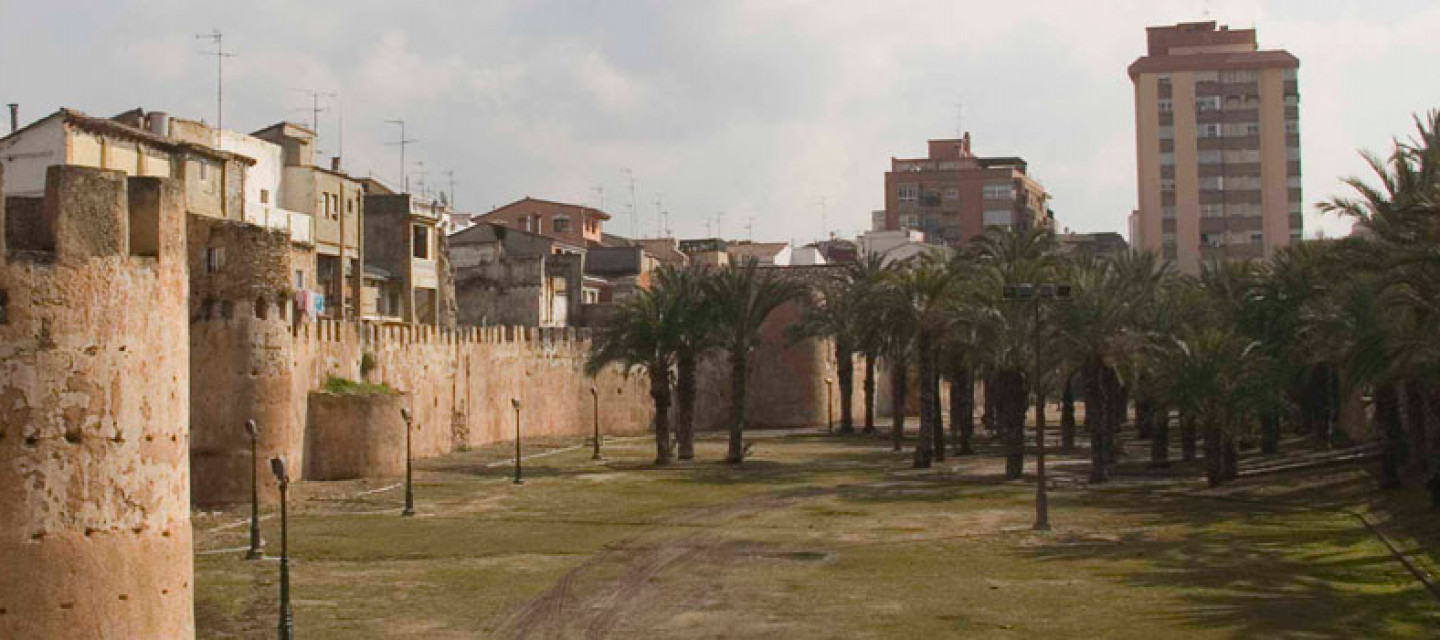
[193,429,1440,638]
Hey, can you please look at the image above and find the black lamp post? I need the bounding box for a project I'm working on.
[1001,282,1070,532]
[401,408,415,517]
[269,456,293,640]
[244,419,263,560]
[824,377,835,434]
[511,398,524,485]
[590,386,603,461]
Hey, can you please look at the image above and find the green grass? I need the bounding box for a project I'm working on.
[321,374,399,396]
[194,433,1440,639]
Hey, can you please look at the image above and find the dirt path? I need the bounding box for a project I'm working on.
[490,492,821,639]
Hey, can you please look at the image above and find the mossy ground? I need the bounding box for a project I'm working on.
[194,429,1440,638]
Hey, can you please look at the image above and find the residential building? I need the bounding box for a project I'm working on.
[726,241,791,266]
[252,122,364,318]
[585,245,660,301]
[858,229,952,265]
[678,238,730,267]
[632,237,690,268]
[449,222,585,327]
[477,197,610,247]
[1057,231,1130,260]
[790,245,827,266]
[882,133,1050,245]
[1129,20,1301,273]
[362,187,455,326]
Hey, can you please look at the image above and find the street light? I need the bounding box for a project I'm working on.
[244,419,263,560]
[400,408,415,517]
[1002,281,1071,532]
[511,398,524,485]
[590,386,603,461]
[824,377,835,434]
[269,457,293,640]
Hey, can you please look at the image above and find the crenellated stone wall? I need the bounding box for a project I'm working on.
[0,165,194,639]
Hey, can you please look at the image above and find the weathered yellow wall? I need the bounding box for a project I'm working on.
[0,166,193,639]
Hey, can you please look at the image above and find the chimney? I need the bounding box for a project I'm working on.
[145,111,170,137]
[330,156,341,171]
[8,104,17,133]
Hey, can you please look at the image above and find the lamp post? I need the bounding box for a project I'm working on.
[1001,282,1070,532]
[269,457,293,640]
[824,377,835,434]
[511,398,524,485]
[244,419,263,560]
[401,408,415,517]
[590,386,603,460]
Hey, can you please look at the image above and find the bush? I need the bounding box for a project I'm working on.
[323,375,399,396]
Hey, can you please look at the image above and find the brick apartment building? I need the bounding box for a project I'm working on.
[881,133,1050,246]
[1129,21,1302,273]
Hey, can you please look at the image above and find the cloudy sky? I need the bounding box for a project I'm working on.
[3,0,1438,243]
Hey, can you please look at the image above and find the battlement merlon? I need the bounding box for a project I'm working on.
[2,165,184,265]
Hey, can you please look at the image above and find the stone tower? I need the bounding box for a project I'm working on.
[187,216,298,506]
[0,165,194,638]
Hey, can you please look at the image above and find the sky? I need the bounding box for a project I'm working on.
[3,0,1439,244]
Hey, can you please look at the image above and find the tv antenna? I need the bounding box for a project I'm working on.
[385,119,417,192]
[591,184,605,212]
[653,194,665,238]
[623,168,638,237]
[444,169,457,209]
[292,88,336,156]
[745,216,755,241]
[195,29,237,129]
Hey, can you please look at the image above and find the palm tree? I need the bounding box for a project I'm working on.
[1149,327,1264,486]
[847,253,893,435]
[654,264,718,461]
[707,258,808,464]
[883,252,961,468]
[789,267,868,434]
[586,285,685,465]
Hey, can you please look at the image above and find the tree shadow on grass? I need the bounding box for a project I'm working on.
[1024,489,1440,638]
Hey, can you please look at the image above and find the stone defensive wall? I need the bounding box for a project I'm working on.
[0,166,194,638]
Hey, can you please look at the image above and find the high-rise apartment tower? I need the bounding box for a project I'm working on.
[1129,21,1301,273]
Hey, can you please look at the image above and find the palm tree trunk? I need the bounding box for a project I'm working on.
[1259,409,1280,455]
[1106,381,1127,464]
[950,363,975,456]
[1180,410,1198,463]
[891,356,907,452]
[863,351,878,435]
[1403,379,1428,472]
[914,334,935,469]
[1375,382,1405,489]
[1082,358,1110,484]
[836,337,855,434]
[676,351,697,460]
[725,347,749,464]
[1203,419,1222,487]
[931,351,945,463]
[1135,392,1153,441]
[1060,375,1077,452]
[650,366,673,465]
[996,368,1027,479]
[1150,405,1170,467]
[1220,432,1239,481]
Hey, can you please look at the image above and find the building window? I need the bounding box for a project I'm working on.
[412,225,431,260]
[199,162,208,181]
[943,188,959,201]
[260,189,270,204]
[1162,205,1176,219]
[1160,152,1174,166]
[205,247,224,274]
[982,183,1015,200]
[897,183,919,201]
[1201,204,1225,218]
[1198,150,1222,164]
[554,215,571,233]
[1285,120,1299,135]
[1193,70,1219,83]
[1198,123,1222,138]
[1251,233,1264,244]
[295,269,305,289]
[1199,176,1223,190]
[982,210,1013,226]
[1158,98,1173,113]
[1287,176,1301,189]
[1221,69,1259,83]
[1160,178,1175,192]
[1158,125,1175,140]
[1196,96,1221,112]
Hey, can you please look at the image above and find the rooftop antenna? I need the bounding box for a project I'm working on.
[715,212,727,239]
[444,169,457,209]
[818,196,828,241]
[291,88,335,155]
[414,160,429,199]
[662,208,672,237]
[385,119,417,193]
[745,216,755,241]
[623,168,638,237]
[653,194,664,238]
[195,29,237,129]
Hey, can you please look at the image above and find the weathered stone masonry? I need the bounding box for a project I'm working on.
[0,166,194,639]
